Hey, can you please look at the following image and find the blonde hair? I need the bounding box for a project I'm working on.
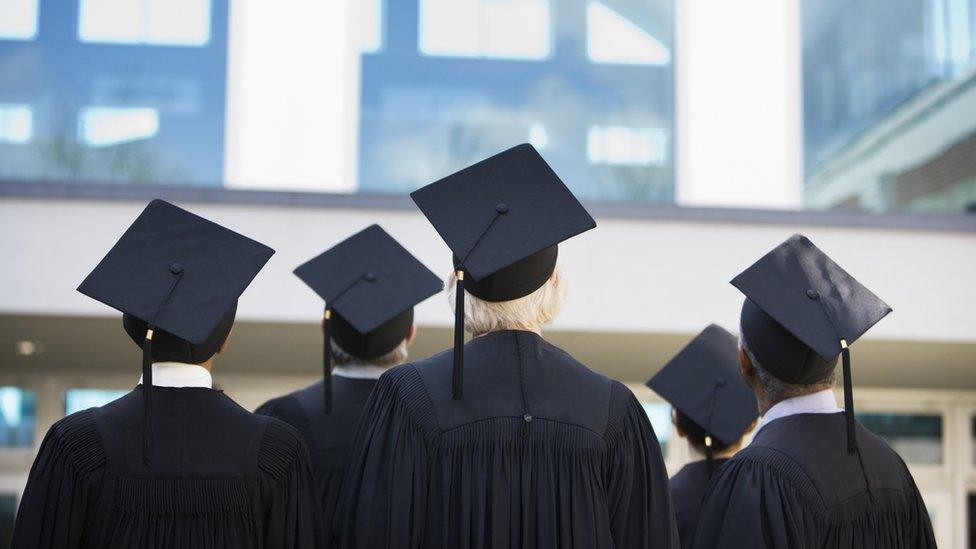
[446,265,567,337]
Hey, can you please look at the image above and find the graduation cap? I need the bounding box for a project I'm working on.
[294,224,442,413]
[731,234,891,455]
[77,199,275,467]
[411,143,596,399]
[647,324,758,475]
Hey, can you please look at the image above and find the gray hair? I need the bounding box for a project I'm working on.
[739,334,836,404]
[446,265,566,337]
[331,339,409,368]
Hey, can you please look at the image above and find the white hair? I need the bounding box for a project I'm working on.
[446,265,567,337]
[738,333,835,403]
[331,339,410,368]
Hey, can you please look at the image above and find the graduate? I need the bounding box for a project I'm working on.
[256,224,441,548]
[335,144,678,548]
[12,199,323,548]
[693,234,936,548]
[646,324,758,549]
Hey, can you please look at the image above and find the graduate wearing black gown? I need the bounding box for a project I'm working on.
[257,224,441,548]
[693,235,935,548]
[336,144,678,548]
[12,200,323,548]
[646,324,758,549]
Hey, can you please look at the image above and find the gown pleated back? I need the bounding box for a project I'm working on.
[257,376,378,548]
[336,330,679,549]
[694,413,936,548]
[12,386,323,549]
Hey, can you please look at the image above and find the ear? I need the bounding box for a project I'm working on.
[404,323,418,347]
[217,327,233,355]
[738,345,756,390]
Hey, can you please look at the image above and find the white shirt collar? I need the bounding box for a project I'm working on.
[758,389,842,430]
[138,362,213,389]
[332,364,389,380]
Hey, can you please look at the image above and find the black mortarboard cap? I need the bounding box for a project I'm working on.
[294,224,442,412]
[731,234,891,455]
[77,199,274,467]
[410,143,596,399]
[647,324,758,475]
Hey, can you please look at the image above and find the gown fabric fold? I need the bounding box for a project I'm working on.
[12,386,323,549]
[335,330,678,549]
[257,376,378,548]
[692,413,936,549]
[669,458,727,549]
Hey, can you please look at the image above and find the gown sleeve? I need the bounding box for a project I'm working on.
[11,411,107,549]
[334,366,433,549]
[604,383,680,548]
[258,417,325,548]
[691,449,818,549]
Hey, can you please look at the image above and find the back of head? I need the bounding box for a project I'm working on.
[675,410,738,455]
[122,302,237,364]
[448,265,566,336]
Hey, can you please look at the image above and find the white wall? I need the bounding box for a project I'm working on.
[2,198,973,343]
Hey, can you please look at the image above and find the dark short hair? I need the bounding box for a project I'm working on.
[674,410,736,454]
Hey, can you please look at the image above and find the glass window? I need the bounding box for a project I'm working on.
[0,387,37,448]
[586,1,670,66]
[802,0,976,213]
[419,0,551,60]
[857,412,943,464]
[0,0,38,41]
[361,0,384,54]
[79,0,212,46]
[642,402,673,455]
[0,104,31,144]
[65,388,129,415]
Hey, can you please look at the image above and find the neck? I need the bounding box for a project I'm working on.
[686,440,737,461]
[473,326,542,338]
[196,358,214,372]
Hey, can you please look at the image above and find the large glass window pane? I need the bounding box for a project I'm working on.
[857,412,943,464]
[642,402,673,455]
[0,387,37,448]
[802,0,976,213]
[361,0,675,202]
[65,388,129,415]
[79,0,211,46]
[0,0,38,40]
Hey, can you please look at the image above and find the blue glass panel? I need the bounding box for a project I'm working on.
[0,387,37,448]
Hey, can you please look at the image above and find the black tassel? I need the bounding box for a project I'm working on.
[704,434,715,477]
[841,340,856,455]
[323,309,333,414]
[452,270,465,400]
[142,326,154,468]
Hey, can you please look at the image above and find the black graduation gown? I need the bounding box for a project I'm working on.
[693,413,936,548]
[669,458,727,549]
[12,386,323,549]
[257,376,378,548]
[336,330,678,549]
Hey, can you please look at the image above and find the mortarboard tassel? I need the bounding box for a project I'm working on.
[323,309,333,414]
[142,265,184,468]
[142,326,154,467]
[704,434,715,476]
[841,339,856,455]
[453,270,465,400]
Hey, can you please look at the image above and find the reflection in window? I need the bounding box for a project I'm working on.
[65,389,129,415]
[642,402,673,455]
[0,104,32,144]
[586,1,670,66]
[78,107,160,147]
[0,0,38,40]
[361,0,384,53]
[857,412,942,464]
[0,387,37,448]
[79,0,212,46]
[587,126,668,166]
[419,0,550,60]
